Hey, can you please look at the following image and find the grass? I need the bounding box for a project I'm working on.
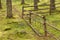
[0,0,60,40]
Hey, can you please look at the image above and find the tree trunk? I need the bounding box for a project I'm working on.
[34,0,38,10]
[37,0,40,3]
[21,0,25,4]
[6,0,13,18]
[0,0,2,9]
[50,0,56,15]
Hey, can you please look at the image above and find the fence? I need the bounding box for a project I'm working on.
[21,3,60,39]
[22,2,60,18]
[13,2,60,40]
[22,10,60,40]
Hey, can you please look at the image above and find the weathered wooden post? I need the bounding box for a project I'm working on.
[22,6,24,18]
[43,16,47,37]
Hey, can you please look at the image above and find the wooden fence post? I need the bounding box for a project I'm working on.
[29,10,32,24]
[22,6,24,18]
[43,16,47,37]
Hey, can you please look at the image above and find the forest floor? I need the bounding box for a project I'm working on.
[0,0,60,40]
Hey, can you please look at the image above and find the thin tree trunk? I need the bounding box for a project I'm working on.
[0,0,2,9]
[37,0,40,3]
[21,0,25,4]
[50,0,56,15]
[34,0,38,10]
[6,0,13,18]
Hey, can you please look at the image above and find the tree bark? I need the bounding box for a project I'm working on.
[50,0,56,14]
[34,0,38,10]
[0,0,2,9]
[6,0,13,18]
[37,0,40,3]
[21,0,25,4]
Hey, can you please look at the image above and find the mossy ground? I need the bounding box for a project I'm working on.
[0,0,60,40]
